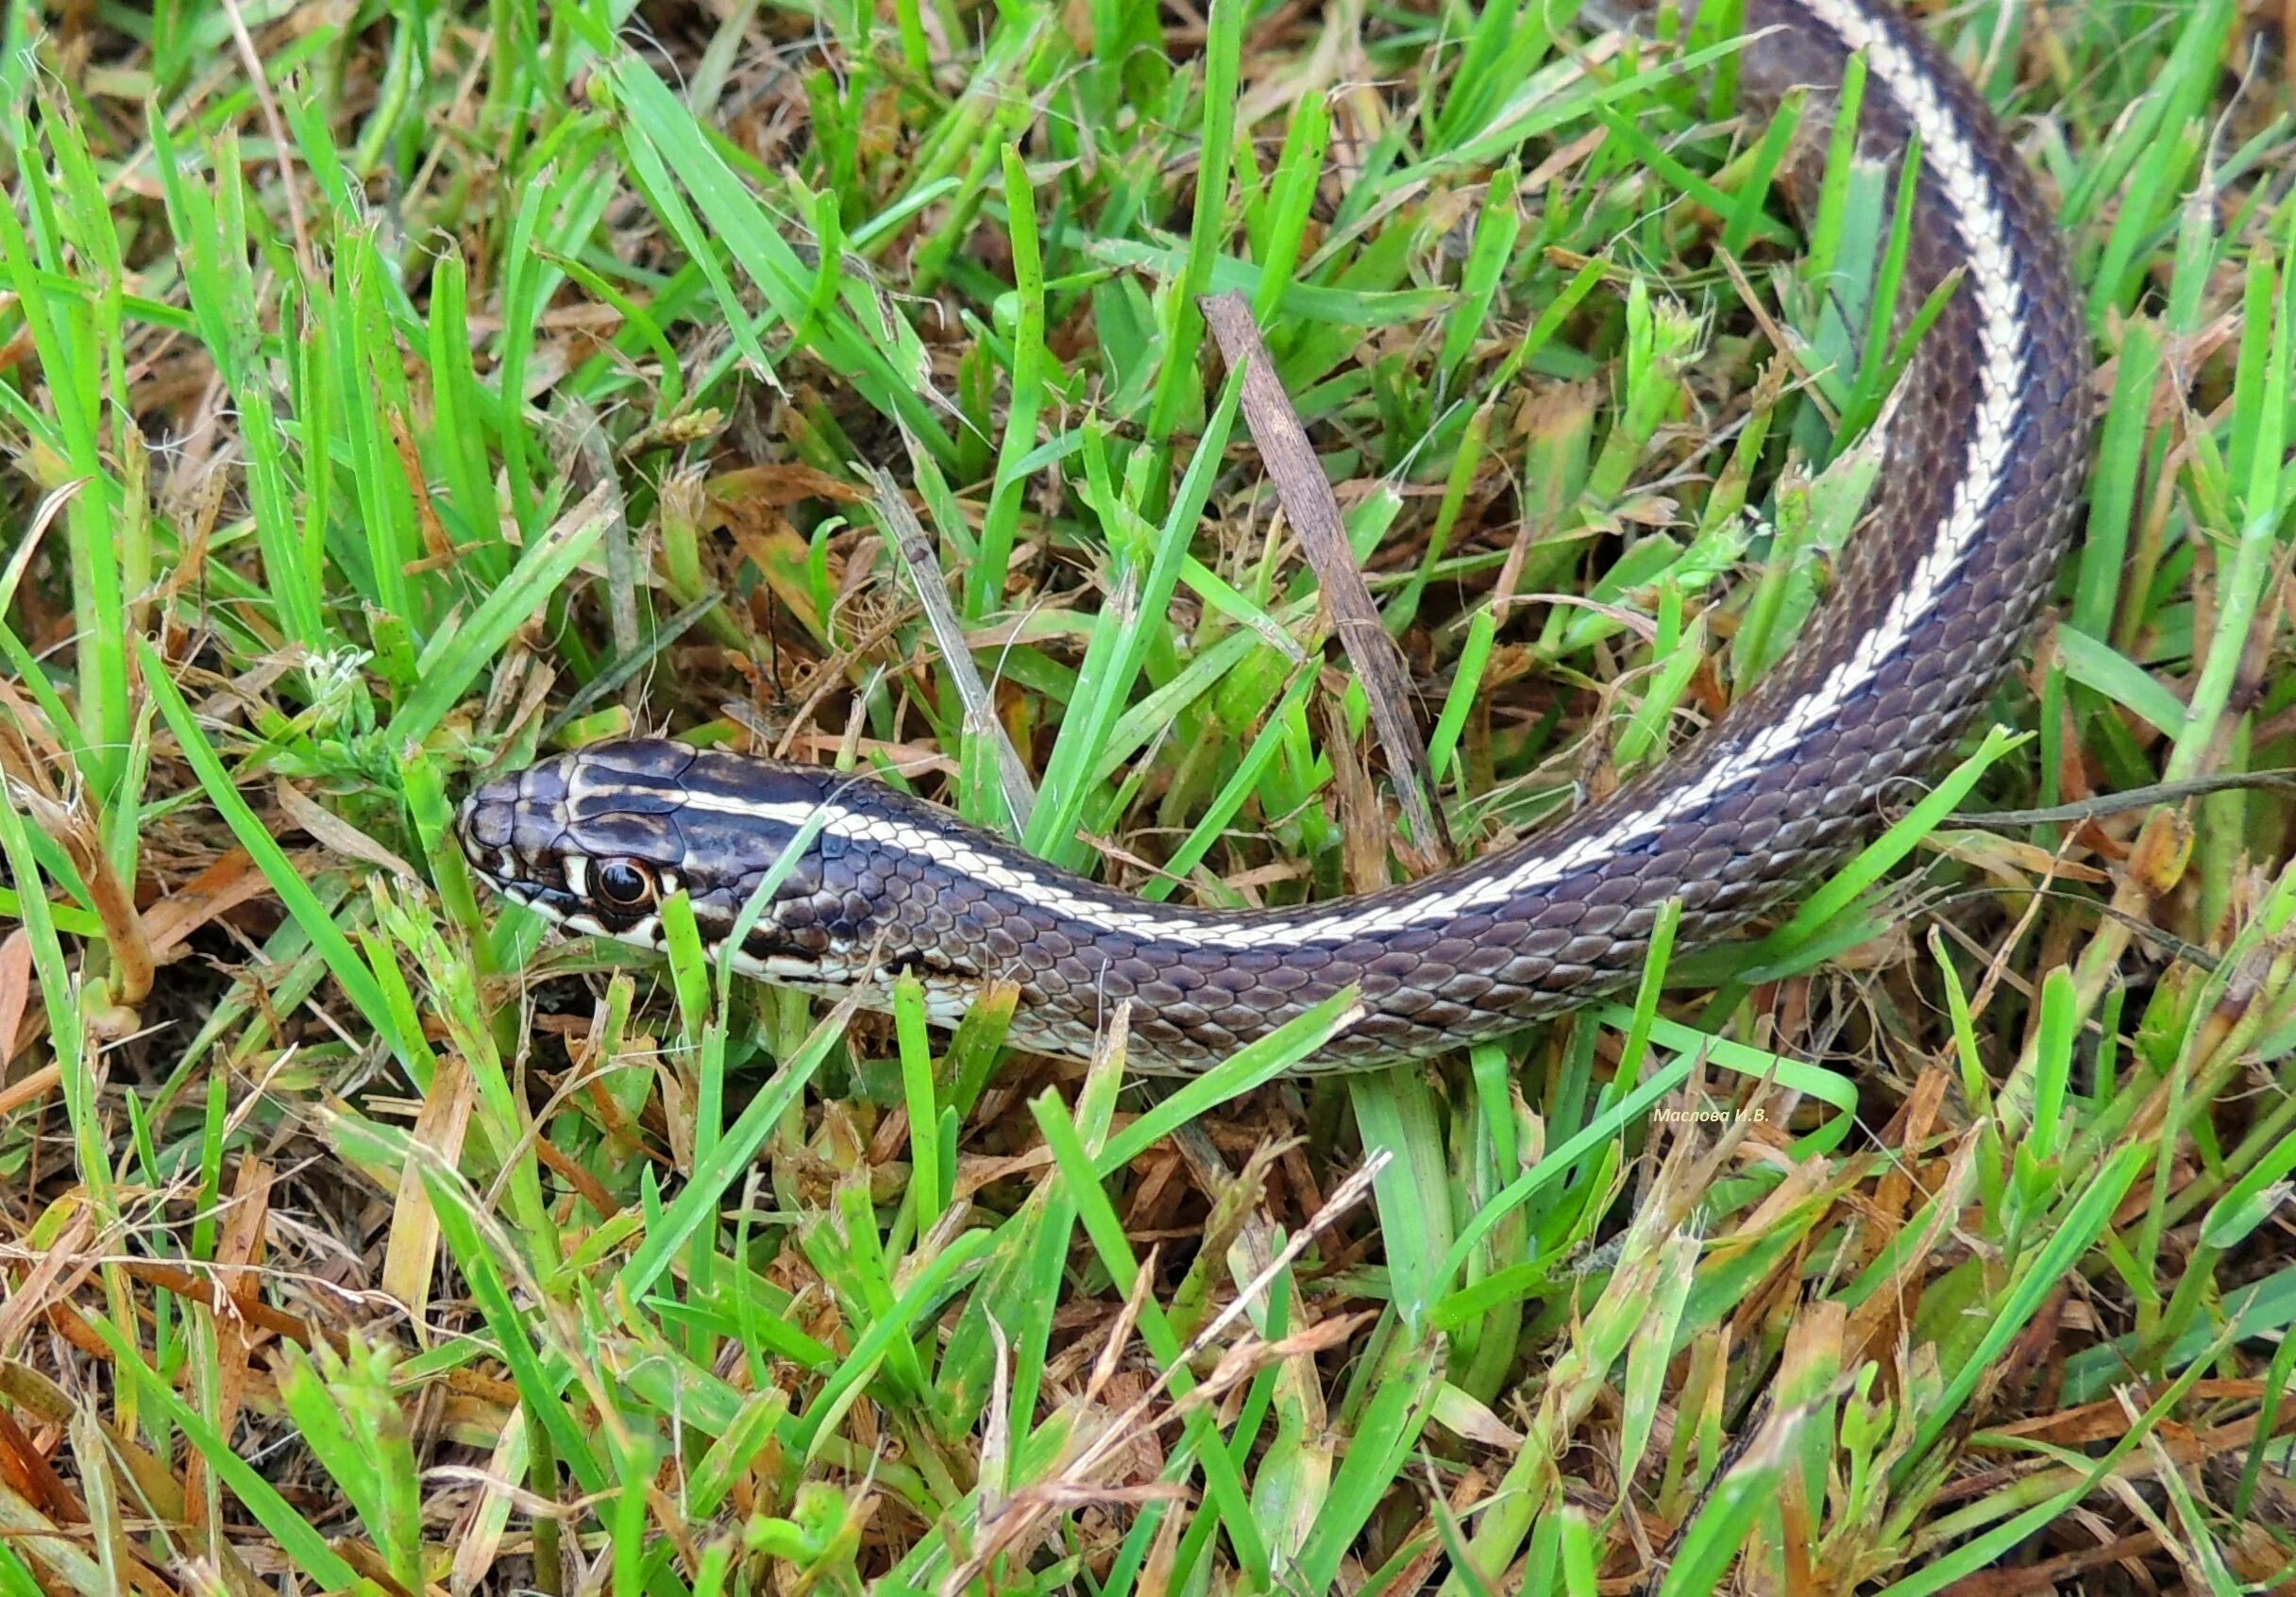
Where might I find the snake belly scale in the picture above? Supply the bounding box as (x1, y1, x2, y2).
(458, 0, 2091, 1075)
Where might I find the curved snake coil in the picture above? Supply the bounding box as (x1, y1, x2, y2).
(460, 0, 2092, 1073)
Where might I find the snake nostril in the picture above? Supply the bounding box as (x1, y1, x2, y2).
(457, 779, 525, 855)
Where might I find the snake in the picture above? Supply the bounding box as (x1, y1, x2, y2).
(457, 0, 2090, 1074)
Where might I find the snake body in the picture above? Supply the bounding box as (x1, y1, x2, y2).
(459, 0, 2090, 1073)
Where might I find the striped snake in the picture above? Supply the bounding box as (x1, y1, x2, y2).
(459, 0, 2091, 1073)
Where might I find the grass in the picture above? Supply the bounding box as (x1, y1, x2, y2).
(0, 0, 2292, 1590)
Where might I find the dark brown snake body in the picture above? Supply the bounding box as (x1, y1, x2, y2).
(460, 0, 2091, 1073)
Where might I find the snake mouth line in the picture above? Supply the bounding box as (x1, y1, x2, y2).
(454, 826, 849, 976)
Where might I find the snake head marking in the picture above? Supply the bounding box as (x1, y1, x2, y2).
(457, 739, 855, 954)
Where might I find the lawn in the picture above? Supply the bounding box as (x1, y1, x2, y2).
(0, 0, 2292, 1590)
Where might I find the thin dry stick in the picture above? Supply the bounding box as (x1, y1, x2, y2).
(869, 464, 1038, 835)
(1949, 766, 2296, 827)
(561, 398, 642, 690)
(218, 0, 313, 277)
(1201, 292, 1454, 861)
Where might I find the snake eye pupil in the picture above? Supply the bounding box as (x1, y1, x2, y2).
(596, 859, 655, 909)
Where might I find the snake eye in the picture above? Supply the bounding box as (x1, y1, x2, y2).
(594, 858, 658, 911)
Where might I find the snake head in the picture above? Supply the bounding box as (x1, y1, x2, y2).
(456, 739, 860, 963)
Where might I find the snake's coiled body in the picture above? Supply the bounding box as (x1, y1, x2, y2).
(460, 0, 2091, 1073)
